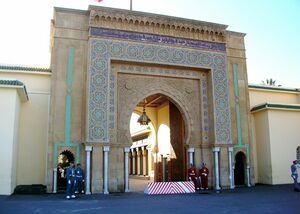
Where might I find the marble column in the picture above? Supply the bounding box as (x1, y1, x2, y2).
(142, 147, 147, 176)
(213, 147, 221, 192)
(124, 147, 130, 192)
(187, 148, 195, 166)
(131, 149, 136, 175)
(53, 168, 57, 193)
(103, 146, 109, 194)
(247, 165, 251, 187)
(136, 148, 141, 175)
(85, 145, 93, 195)
(228, 147, 235, 189)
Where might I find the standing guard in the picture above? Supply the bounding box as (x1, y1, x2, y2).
(199, 162, 209, 190)
(66, 162, 76, 199)
(75, 163, 85, 194)
(188, 164, 198, 190)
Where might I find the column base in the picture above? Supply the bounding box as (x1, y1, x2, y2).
(85, 191, 91, 195)
(104, 191, 109, 195)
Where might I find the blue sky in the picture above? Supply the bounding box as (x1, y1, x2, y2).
(0, 0, 299, 87)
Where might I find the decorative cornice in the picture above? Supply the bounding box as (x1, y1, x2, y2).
(90, 27, 226, 52)
(0, 64, 51, 73)
(251, 103, 300, 112)
(88, 6, 227, 43)
(248, 84, 300, 93)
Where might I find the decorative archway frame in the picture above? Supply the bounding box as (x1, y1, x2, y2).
(87, 29, 232, 145)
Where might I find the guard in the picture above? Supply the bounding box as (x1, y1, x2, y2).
(66, 162, 76, 199)
(188, 164, 198, 190)
(199, 162, 209, 190)
(75, 163, 85, 194)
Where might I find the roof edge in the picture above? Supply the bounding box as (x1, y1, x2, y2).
(0, 64, 51, 73)
(251, 103, 300, 113)
(249, 84, 300, 93)
(0, 79, 29, 102)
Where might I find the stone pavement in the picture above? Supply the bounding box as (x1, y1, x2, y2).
(0, 184, 299, 214)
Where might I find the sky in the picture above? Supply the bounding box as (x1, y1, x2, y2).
(0, 0, 299, 87)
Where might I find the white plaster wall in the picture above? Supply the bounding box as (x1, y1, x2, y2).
(17, 93, 50, 185)
(249, 90, 299, 107)
(253, 110, 273, 184)
(0, 72, 50, 93)
(268, 109, 300, 184)
(0, 89, 20, 194)
(0, 71, 51, 188)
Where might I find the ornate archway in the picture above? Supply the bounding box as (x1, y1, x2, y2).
(116, 68, 201, 147)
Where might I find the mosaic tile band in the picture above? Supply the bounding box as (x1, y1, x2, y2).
(87, 37, 231, 144)
(90, 27, 226, 52)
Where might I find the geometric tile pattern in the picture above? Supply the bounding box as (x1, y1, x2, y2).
(88, 32, 231, 144)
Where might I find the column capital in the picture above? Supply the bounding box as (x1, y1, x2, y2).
(228, 147, 234, 152)
(103, 145, 110, 152)
(53, 168, 57, 172)
(187, 148, 195, 153)
(85, 145, 93, 152)
(212, 147, 220, 152)
(124, 147, 130, 153)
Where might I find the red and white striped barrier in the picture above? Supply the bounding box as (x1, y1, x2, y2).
(144, 181, 195, 195)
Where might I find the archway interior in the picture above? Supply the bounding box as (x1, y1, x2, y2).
(234, 152, 246, 186)
(57, 150, 75, 192)
(129, 93, 186, 191)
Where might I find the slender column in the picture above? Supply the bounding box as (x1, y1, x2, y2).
(247, 166, 251, 187)
(53, 168, 57, 193)
(213, 147, 221, 192)
(232, 165, 235, 187)
(103, 146, 110, 194)
(136, 148, 141, 175)
(187, 148, 195, 166)
(85, 145, 93, 195)
(131, 149, 136, 175)
(228, 147, 234, 189)
(142, 147, 147, 176)
(124, 147, 130, 192)
(147, 148, 152, 176)
(128, 152, 132, 175)
(162, 155, 167, 182)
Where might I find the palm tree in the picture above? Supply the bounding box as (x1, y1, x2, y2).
(262, 78, 276, 86)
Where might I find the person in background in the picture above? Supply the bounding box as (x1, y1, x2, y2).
(199, 162, 209, 190)
(291, 160, 300, 192)
(66, 162, 76, 199)
(188, 164, 198, 190)
(75, 163, 85, 194)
